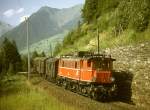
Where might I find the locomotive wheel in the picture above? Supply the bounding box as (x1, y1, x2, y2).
(99, 92, 108, 101)
(62, 81, 68, 89)
(56, 79, 62, 86)
(44, 74, 48, 80)
(91, 91, 99, 100)
(78, 86, 82, 94)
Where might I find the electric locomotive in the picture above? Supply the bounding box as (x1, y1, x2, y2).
(33, 51, 117, 100)
(57, 51, 117, 100)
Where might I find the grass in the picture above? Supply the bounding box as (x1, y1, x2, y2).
(59, 27, 150, 55)
(0, 75, 76, 110)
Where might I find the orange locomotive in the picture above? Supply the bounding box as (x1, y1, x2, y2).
(33, 51, 117, 100)
(57, 51, 117, 100)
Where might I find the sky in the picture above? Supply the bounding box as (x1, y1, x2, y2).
(0, 0, 85, 26)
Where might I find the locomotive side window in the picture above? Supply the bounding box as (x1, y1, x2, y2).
(75, 62, 77, 68)
(62, 61, 64, 67)
(87, 60, 91, 67)
(80, 60, 83, 68)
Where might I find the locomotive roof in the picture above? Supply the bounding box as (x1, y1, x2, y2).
(60, 54, 115, 61)
(60, 51, 115, 60)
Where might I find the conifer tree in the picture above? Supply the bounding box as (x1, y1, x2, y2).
(1, 38, 22, 74)
(32, 50, 39, 59)
(82, 0, 98, 23)
(41, 51, 46, 57)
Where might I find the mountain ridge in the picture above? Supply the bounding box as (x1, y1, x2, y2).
(0, 21, 12, 37)
(0, 4, 82, 50)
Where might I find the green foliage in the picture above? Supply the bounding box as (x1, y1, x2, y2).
(82, 0, 98, 23)
(53, 42, 62, 56)
(0, 38, 22, 75)
(82, 0, 119, 23)
(7, 63, 15, 74)
(114, 0, 150, 33)
(54, 0, 150, 55)
(0, 53, 2, 74)
(0, 75, 76, 110)
(129, 0, 150, 32)
(40, 51, 46, 57)
(63, 24, 84, 46)
(82, 0, 150, 32)
(21, 55, 28, 72)
(31, 50, 39, 59)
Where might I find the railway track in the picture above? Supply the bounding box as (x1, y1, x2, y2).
(31, 75, 141, 110)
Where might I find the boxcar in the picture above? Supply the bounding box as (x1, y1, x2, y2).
(33, 57, 48, 76)
(45, 58, 59, 81)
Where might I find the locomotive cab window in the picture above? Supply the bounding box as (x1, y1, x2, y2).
(93, 59, 112, 70)
(102, 61, 108, 70)
(93, 60, 102, 69)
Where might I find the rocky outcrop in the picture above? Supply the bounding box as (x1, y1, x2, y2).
(105, 42, 150, 107)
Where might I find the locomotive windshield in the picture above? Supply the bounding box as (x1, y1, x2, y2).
(93, 59, 113, 70)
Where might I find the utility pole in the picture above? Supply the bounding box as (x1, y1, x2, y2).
(25, 17, 30, 80)
(97, 28, 100, 54)
(50, 43, 53, 57)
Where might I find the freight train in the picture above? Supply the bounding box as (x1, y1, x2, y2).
(33, 51, 117, 100)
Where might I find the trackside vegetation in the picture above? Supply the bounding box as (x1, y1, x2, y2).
(54, 0, 150, 55)
(0, 75, 76, 110)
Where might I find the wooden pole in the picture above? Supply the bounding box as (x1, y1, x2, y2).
(25, 17, 30, 80)
(97, 28, 100, 54)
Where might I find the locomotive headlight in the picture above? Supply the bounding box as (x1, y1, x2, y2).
(110, 77, 115, 82)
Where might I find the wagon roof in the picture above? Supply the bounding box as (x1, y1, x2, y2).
(46, 57, 59, 62)
(34, 57, 48, 61)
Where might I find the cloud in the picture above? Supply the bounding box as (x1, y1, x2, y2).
(3, 9, 15, 17)
(3, 8, 24, 18)
(20, 15, 29, 23)
(16, 8, 24, 14)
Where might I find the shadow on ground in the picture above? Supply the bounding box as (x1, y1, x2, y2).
(112, 70, 134, 104)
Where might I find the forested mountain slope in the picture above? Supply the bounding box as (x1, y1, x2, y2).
(55, 0, 150, 55)
(53, 0, 150, 108)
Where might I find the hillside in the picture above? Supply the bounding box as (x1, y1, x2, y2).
(0, 5, 82, 50)
(53, 0, 150, 108)
(0, 21, 12, 37)
(55, 0, 150, 55)
(20, 31, 67, 55)
(108, 42, 150, 108)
